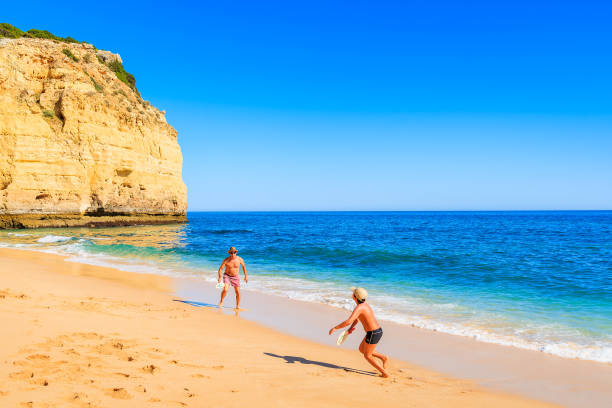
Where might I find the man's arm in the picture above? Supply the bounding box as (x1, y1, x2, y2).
(240, 258, 248, 283)
(217, 259, 227, 283)
(329, 307, 361, 335)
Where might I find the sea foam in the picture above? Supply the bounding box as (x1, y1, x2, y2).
(37, 235, 72, 243)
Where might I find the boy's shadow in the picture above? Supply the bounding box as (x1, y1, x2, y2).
(264, 352, 377, 376)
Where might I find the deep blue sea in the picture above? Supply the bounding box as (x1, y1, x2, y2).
(2, 211, 611, 362)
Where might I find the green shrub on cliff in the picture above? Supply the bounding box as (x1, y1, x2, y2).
(0, 23, 24, 38)
(42, 110, 55, 118)
(88, 75, 104, 92)
(107, 60, 137, 92)
(62, 48, 79, 62)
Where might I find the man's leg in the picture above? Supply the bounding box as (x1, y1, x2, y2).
(234, 286, 241, 309)
(219, 283, 229, 307)
(362, 341, 389, 378)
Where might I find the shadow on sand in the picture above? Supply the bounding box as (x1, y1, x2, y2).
(173, 299, 220, 308)
(264, 352, 377, 376)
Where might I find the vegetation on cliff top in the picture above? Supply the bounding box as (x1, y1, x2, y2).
(1, 22, 138, 93)
(0, 23, 78, 43)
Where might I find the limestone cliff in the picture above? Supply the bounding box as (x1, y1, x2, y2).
(0, 38, 187, 228)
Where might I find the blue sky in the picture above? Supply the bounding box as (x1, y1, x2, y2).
(4, 1, 611, 210)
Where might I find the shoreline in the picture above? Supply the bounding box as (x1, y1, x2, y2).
(0, 248, 559, 407)
(1, 212, 609, 367)
(176, 277, 612, 408)
(3, 233, 607, 365)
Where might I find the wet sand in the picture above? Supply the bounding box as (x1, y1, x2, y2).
(0, 248, 562, 407)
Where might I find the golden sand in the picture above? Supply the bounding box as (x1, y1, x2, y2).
(0, 248, 555, 407)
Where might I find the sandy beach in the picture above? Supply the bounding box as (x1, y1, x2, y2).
(0, 248, 558, 408)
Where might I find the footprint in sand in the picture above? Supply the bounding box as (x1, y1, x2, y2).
(34, 379, 49, 387)
(142, 364, 159, 374)
(74, 332, 103, 340)
(70, 392, 87, 401)
(0, 290, 29, 299)
(172, 361, 205, 369)
(105, 388, 132, 399)
(191, 373, 210, 379)
(26, 354, 50, 361)
(63, 348, 80, 357)
(9, 370, 34, 380)
(95, 340, 127, 356)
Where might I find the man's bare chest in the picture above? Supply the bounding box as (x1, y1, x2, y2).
(225, 260, 241, 269)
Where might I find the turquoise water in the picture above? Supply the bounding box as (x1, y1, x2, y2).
(1, 211, 611, 363)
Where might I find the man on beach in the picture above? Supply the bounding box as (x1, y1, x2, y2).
(329, 287, 389, 377)
(218, 247, 248, 309)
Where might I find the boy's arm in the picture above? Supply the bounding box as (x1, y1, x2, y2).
(217, 259, 226, 283)
(329, 307, 361, 335)
(347, 320, 359, 334)
(240, 258, 248, 283)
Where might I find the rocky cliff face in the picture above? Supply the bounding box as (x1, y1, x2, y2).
(0, 38, 187, 228)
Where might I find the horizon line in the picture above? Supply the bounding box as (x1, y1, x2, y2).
(185, 209, 612, 213)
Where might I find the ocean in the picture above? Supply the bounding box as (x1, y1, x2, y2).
(1, 211, 610, 363)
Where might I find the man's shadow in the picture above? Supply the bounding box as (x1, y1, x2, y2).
(264, 352, 377, 376)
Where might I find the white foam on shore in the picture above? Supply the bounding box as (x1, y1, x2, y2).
(46, 242, 200, 279)
(1, 237, 610, 364)
(37, 235, 72, 243)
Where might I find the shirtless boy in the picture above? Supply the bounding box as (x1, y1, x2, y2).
(217, 247, 248, 309)
(329, 287, 389, 377)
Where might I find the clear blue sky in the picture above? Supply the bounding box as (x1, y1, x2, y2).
(5, 1, 612, 210)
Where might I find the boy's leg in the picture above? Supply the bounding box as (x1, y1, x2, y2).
(359, 337, 386, 367)
(362, 342, 389, 377)
(372, 350, 389, 369)
(359, 337, 366, 354)
(234, 286, 241, 309)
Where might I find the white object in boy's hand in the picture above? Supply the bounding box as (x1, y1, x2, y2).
(215, 282, 224, 289)
(336, 329, 348, 345)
